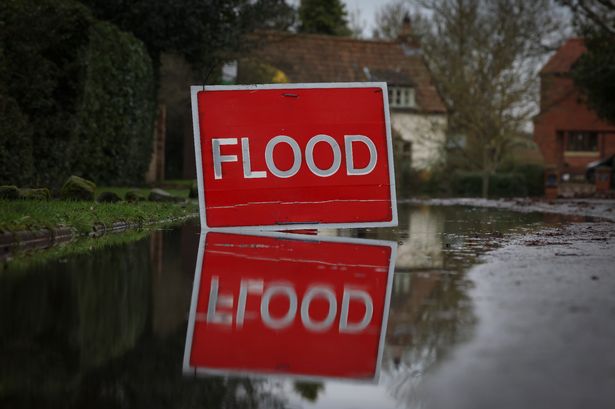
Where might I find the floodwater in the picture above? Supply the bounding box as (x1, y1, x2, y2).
(0, 205, 562, 408)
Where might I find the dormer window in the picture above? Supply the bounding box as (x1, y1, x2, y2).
(389, 86, 416, 108)
(388, 86, 416, 108)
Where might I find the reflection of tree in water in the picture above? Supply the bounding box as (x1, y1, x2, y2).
(0, 225, 294, 408)
(75, 239, 150, 369)
(0, 236, 151, 402)
(71, 327, 292, 409)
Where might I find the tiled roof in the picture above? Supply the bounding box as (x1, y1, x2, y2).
(541, 38, 586, 74)
(245, 31, 447, 114)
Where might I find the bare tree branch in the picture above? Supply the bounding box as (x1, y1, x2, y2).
(411, 0, 567, 195)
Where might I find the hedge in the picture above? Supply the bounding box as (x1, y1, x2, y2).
(0, 94, 34, 187)
(0, 0, 155, 187)
(74, 20, 156, 185)
(507, 164, 545, 197)
(451, 172, 528, 197)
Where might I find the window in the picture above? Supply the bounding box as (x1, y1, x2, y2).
(565, 131, 598, 152)
(388, 86, 416, 108)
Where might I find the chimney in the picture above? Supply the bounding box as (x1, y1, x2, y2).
(398, 14, 420, 49)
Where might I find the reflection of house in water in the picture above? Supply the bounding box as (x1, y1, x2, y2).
(371, 206, 474, 405)
(383, 268, 443, 406)
(381, 206, 447, 361)
(387, 271, 442, 353)
(337, 205, 444, 271)
(395, 206, 444, 271)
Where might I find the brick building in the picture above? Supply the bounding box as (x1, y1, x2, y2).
(534, 38, 615, 181)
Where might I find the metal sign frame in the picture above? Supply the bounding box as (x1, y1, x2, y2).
(190, 82, 398, 230)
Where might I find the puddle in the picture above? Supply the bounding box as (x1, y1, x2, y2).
(0, 204, 572, 407)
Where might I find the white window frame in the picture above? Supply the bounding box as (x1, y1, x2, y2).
(388, 86, 416, 108)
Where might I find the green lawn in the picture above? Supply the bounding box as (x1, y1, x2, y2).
(98, 186, 190, 199)
(0, 200, 198, 234)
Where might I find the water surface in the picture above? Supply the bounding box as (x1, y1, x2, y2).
(0, 204, 557, 408)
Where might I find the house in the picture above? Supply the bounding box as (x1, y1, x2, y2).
(231, 26, 448, 172)
(534, 38, 615, 182)
(166, 25, 448, 181)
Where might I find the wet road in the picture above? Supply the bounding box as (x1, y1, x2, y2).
(422, 221, 615, 409)
(1, 204, 612, 408)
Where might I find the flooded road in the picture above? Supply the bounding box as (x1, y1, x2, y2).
(421, 221, 615, 409)
(0, 205, 601, 408)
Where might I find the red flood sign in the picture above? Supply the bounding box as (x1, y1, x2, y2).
(191, 83, 398, 229)
(183, 231, 397, 381)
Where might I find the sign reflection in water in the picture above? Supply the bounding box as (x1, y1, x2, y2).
(183, 231, 397, 382)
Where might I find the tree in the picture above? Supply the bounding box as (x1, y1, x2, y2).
(372, 0, 413, 40)
(562, 0, 615, 124)
(416, 0, 565, 197)
(0, 0, 157, 186)
(79, 0, 295, 79)
(561, 0, 615, 35)
(348, 7, 367, 38)
(298, 0, 352, 36)
(78, 0, 295, 182)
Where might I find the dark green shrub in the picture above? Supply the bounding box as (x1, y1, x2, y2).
(189, 179, 198, 199)
(96, 191, 122, 203)
(73, 20, 155, 185)
(452, 172, 528, 197)
(395, 163, 452, 198)
(395, 164, 415, 198)
(1, 0, 91, 186)
(0, 0, 154, 187)
(413, 167, 450, 197)
(125, 190, 145, 202)
(0, 95, 34, 186)
(511, 164, 544, 197)
(489, 173, 527, 197)
(19, 188, 51, 200)
(0, 185, 20, 200)
(451, 172, 483, 197)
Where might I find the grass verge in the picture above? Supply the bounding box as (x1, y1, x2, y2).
(1, 229, 151, 274)
(97, 186, 190, 199)
(0, 200, 198, 234)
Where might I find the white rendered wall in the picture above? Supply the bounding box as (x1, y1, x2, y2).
(391, 112, 447, 170)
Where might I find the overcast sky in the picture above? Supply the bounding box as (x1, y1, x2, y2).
(288, 0, 385, 38)
(344, 0, 383, 37)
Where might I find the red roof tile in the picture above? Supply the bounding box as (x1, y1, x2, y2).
(541, 38, 587, 74)
(245, 31, 447, 114)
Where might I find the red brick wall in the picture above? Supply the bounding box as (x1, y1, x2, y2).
(534, 74, 615, 175)
(604, 133, 615, 157)
(564, 154, 600, 174)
